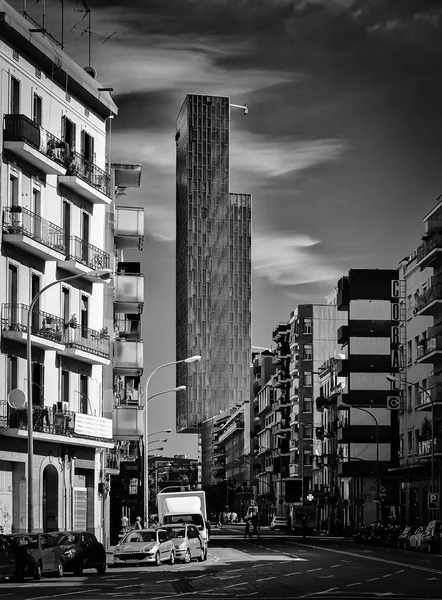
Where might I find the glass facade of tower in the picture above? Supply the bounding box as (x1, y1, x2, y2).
(176, 94, 251, 434)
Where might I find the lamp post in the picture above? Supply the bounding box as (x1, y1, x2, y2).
(26, 268, 111, 533)
(143, 355, 201, 526)
(341, 403, 380, 522)
(386, 375, 435, 497)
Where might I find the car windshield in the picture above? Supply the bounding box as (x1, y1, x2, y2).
(163, 514, 204, 528)
(56, 533, 78, 545)
(13, 535, 38, 548)
(165, 527, 186, 539)
(124, 531, 156, 543)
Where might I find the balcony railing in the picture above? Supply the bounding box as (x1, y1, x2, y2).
(4, 114, 69, 168)
(67, 236, 110, 270)
(417, 335, 442, 360)
(417, 233, 442, 265)
(105, 448, 121, 471)
(6, 404, 74, 435)
(415, 284, 442, 314)
(114, 386, 142, 407)
(3, 207, 65, 253)
(66, 150, 111, 197)
(1, 303, 65, 343)
(65, 326, 110, 358)
(114, 316, 141, 339)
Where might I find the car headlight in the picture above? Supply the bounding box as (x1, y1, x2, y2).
(175, 544, 185, 550)
(141, 544, 155, 552)
(63, 549, 76, 558)
(114, 547, 122, 554)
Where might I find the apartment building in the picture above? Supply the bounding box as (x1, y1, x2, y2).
(0, 1, 119, 536)
(333, 269, 400, 528)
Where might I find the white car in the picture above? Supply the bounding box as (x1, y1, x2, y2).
(113, 529, 175, 566)
(409, 526, 424, 551)
(161, 524, 207, 563)
(270, 517, 288, 531)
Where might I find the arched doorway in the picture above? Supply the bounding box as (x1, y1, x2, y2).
(42, 465, 58, 532)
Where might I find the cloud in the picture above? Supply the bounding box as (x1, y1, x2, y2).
(230, 132, 348, 177)
(252, 232, 343, 286)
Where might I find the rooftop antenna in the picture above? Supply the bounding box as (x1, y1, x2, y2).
(74, 0, 92, 66)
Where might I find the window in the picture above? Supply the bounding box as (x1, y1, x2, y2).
(61, 370, 69, 404)
(407, 385, 412, 411)
(407, 341, 412, 364)
(10, 76, 20, 114)
(9, 173, 19, 207)
(399, 434, 404, 457)
(303, 424, 313, 439)
(407, 430, 413, 455)
(303, 344, 313, 360)
(303, 371, 312, 387)
(303, 318, 312, 334)
(33, 93, 42, 126)
(81, 130, 95, 163)
(303, 397, 312, 413)
(61, 116, 76, 150)
(303, 451, 312, 466)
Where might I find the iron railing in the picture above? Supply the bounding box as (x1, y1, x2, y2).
(67, 236, 110, 270)
(6, 403, 75, 435)
(1, 303, 65, 343)
(66, 149, 111, 197)
(2, 207, 65, 253)
(4, 114, 69, 168)
(65, 326, 110, 358)
(105, 448, 121, 471)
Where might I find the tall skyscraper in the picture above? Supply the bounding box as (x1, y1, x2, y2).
(175, 94, 251, 444)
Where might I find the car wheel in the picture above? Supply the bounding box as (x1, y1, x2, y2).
(34, 562, 42, 580)
(96, 560, 107, 574)
(197, 547, 206, 562)
(73, 560, 84, 576)
(155, 552, 161, 566)
(169, 551, 175, 565)
(56, 561, 64, 578)
(184, 549, 191, 564)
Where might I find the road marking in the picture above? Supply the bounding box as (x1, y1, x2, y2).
(319, 575, 335, 579)
(367, 577, 380, 581)
(226, 582, 249, 588)
(396, 569, 405, 574)
(346, 582, 362, 587)
(426, 577, 439, 580)
(26, 590, 97, 600)
(115, 584, 139, 589)
(256, 576, 277, 582)
(225, 568, 246, 573)
(297, 542, 442, 575)
(300, 588, 339, 598)
(283, 572, 301, 576)
(330, 564, 341, 568)
(218, 575, 242, 580)
(307, 568, 322, 572)
(383, 573, 393, 578)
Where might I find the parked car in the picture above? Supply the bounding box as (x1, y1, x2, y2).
(420, 520, 442, 554)
(113, 528, 175, 566)
(0, 534, 28, 581)
(50, 531, 106, 575)
(8, 533, 64, 579)
(408, 526, 425, 551)
(270, 517, 287, 531)
(161, 524, 207, 563)
(397, 526, 417, 550)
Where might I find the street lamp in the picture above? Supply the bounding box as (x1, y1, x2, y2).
(143, 355, 201, 525)
(340, 402, 380, 521)
(386, 375, 435, 496)
(148, 429, 172, 437)
(26, 268, 111, 533)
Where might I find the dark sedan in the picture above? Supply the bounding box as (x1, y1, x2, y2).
(0, 534, 28, 581)
(50, 531, 106, 575)
(8, 533, 63, 579)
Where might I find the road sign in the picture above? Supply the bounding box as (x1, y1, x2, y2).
(387, 396, 401, 410)
(428, 492, 439, 510)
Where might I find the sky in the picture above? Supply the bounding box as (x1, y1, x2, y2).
(10, 0, 442, 458)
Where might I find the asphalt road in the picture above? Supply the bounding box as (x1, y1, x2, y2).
(3, 526, 442, 599)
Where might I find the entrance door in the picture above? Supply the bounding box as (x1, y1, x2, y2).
(62, 201, 71, 257)
(31, 274, 40, 332)
(42, 465, 58, 532)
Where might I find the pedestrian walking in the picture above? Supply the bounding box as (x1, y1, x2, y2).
(121, 514, 129, 534)
(134, 516, 143, 530)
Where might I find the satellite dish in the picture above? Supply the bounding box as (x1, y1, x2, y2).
(8, 389, 26, 410)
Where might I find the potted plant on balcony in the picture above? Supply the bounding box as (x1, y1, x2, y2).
(67, 314, 78, 329)
(99, 326, 109, 339)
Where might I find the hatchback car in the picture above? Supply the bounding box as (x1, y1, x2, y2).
(161, 524, 207, 563)
(8, 533, 63, 579)
(420, 520, 442, 554)
(0, 534, 28, 581)
(113, 528, 174, 566)
(270, 517, 288, 531)
(408, 526, 425, 551)
(50, 531, 106, 575)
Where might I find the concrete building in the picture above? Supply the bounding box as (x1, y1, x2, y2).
(0, 0, 117, 536)
(175, 95, 251, 448)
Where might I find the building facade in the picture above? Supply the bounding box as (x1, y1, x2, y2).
(175, 94, 251, 481)
(0, 1, 117, 536)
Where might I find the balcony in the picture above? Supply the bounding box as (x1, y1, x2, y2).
(416, 437, 442, 459)
(2, 207, 65, 260)
(415, 383, 442, 412)
(1, 303, 65, 351)
(113, 405, 144, 440)
(115, 315, 141, 340)
(0, 404, 113, 448)
(416, 233, 442, 270)
(114, 273, 144, 313)
(337, 325, 349, 345)
(337, 276, 349, 311)
(104, 448, 120, 475)
(113, 339, 144, 376)
(114, 206, 144, 250)
(336, 359, 349, 376)
(415, 280, 442, 316)
(289, 464, 300, 477)
(416, 334, 442, 365)
(118, 440, 140, 461)
(58, 150, 111, 204)
(57, 326, 111, 365)
(61, 236, 110, 278)
(3, 114, 68, 175)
